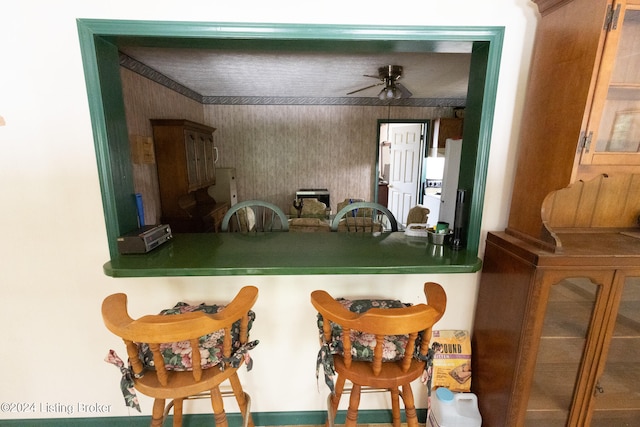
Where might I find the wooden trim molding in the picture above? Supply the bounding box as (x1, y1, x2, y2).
(534, 0, 575, 15)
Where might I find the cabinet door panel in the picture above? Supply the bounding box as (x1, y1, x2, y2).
(201, 133, 216, 185)
(184, 130, 199, 191)
(194, 133, 207, 187)
(525, 278, 600, 426)
(583, 3, 640, 164)
(591, 276, 640, 426)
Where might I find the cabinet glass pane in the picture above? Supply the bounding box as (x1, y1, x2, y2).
(202, 135, 216, 184)
(194, 135, 206, 186)
(184, 132, 198, 191)
(595, 9, 640, 153)
(525, 278, 599, 427)
(591, 277, 640, 426)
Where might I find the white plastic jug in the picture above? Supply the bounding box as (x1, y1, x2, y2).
(428, 387, 482, 427)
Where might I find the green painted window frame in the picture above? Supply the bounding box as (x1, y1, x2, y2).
(77, 19, 503, 266)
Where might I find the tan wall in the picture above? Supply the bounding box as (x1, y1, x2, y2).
(121, 67, 205, 224)
(206, 104, 452, 214)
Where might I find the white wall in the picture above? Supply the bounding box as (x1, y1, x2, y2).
(0, 0, 538, 421)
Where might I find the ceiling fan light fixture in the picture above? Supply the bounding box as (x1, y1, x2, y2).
(350, 65, 411, 100)
(387, 87, 395, 98)
(378, 83, 403, 100)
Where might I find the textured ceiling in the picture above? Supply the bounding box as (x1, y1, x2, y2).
(119, 46, 472, 106)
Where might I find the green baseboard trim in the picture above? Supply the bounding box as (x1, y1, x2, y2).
(0, 409, 427, 426)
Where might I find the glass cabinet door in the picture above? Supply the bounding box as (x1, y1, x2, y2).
(591, 276, 640, 426)
(184, 130, 199, 191)
(525, 278, 600, 427)
(581, 1, 640, 165)
(202, 133, 216, 185)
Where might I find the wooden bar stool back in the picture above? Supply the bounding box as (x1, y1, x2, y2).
(311, 282, 446, 427)
(102, 286, 258, 427)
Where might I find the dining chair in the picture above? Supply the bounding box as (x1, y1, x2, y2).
(220, 200, 289, 232)
(311, 282, 447, 427)
(331, 201, 399, 232)
(102, 286, 259, 427)
(405, 205, 430, 226)
(290, 197, 328, 218)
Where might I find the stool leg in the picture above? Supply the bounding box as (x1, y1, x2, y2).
(210, 386, 229, 427)
(390, 387, 401, 427)
(172, 398, 183, 427)
(229, 372, 254, 427)
(326, 376, 345, 427)
(345, 384, 361, 427)
(401, 384, 419, 427)
(151, 398, 166, 427)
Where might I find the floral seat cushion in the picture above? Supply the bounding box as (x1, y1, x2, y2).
(138, 301, 258, 372)
(319, 298, 411, 361)
(316, 298, 432, 393)
(106, 301, 258, 412)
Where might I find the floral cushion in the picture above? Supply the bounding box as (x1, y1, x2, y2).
(138, 301, 257, 372)
(106, 301, 258, 413)
(316, 298, 432, 393)
(289, 217, 332, 232)
(336, 198, 366, 216)
(319, 298, 411, 361)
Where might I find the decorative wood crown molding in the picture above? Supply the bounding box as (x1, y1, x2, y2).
(534, 0, 574, 15)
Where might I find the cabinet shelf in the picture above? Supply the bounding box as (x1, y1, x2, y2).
(525, 411, 570, 427)
(596, 362, 640, 404)
(542, 301, 596, 338)
(591, 411, 640, 427)
(536, 337, 587, 363)
(608, 84, 640, 100)
(528, 363, 580, 410)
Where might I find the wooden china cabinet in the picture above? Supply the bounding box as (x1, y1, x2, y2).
(472, 1, 640, 426)
(508, 0, 640, 244)
(473, 175, 640, 426)
(151, 119, 228, 232)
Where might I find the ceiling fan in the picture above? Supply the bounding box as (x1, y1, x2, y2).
(347, 65, 413, 100)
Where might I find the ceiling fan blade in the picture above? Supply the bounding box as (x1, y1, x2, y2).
(346, 82, 383, 95)
(396, 82, 413, 98)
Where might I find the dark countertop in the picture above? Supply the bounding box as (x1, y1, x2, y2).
(104, 231, 482, 277)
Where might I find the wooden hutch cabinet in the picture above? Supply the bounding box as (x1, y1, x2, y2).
(579, 0, 640, 168)
(472, 0, 640, 426)
(432, 117, 463, 150)
(151, 119, 228, 232)
(508, 0, 640, 244)
(473, 175, 640, 426)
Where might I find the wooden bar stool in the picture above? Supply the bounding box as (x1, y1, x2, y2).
(311, 282, 446, 427)
(102, 286, 258, 427)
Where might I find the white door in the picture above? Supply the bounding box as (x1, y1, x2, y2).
(387, 123, 424, 227)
